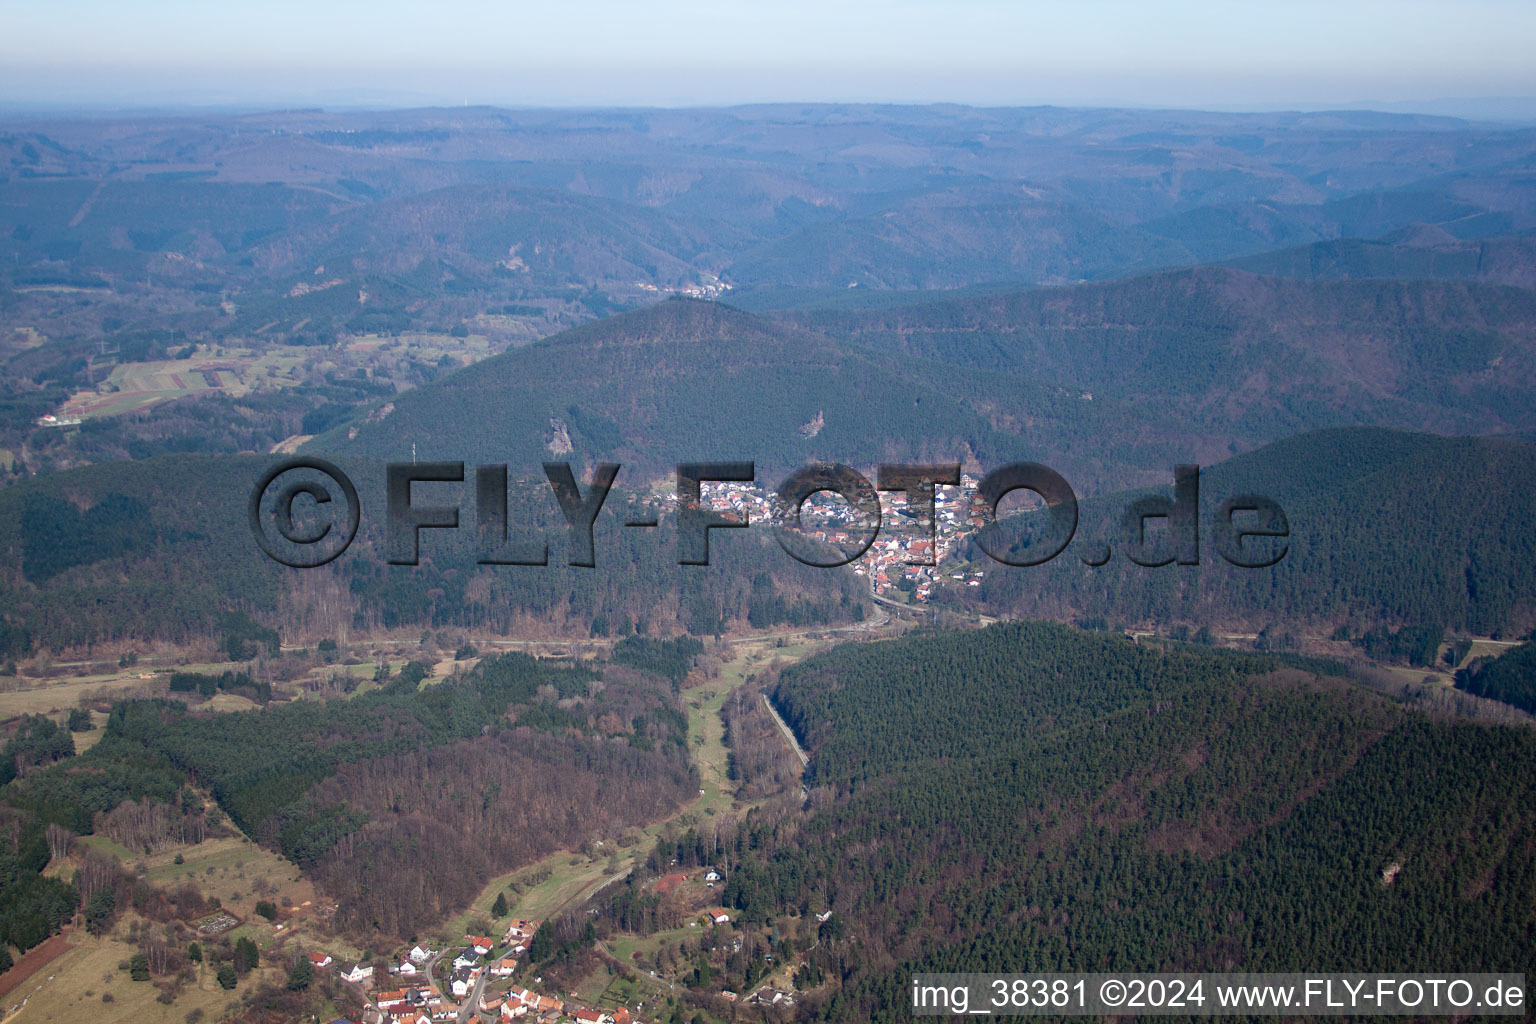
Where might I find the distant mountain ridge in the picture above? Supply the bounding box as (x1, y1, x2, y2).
(781, 266, 1536, 440)
(1224, 231, 1536, 288)
(312, 268, 1536, 493)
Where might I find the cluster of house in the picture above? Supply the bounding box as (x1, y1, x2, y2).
(487, 920, 649, 1024)
(306, 953, 377, 986)
(375, 983, 459, 1023)
(678, 479, 767, 526)
(305, 953, 447, 1023)
(720, 986, 796, 1008)
(319, 884, 767, 1024)
(346, 919, 645, 1024)
(747, 987, 797, 1008)
(308, 920, 550, 1022)
(752, 475, 989, 601)
(444, 921, 536, 997)
(652, 475, 991, 602)
(35, 412, 82, 428)
(632, 274, 731, 299)
(847, 480, 989, 600)
(495, 986, 564, 1020)
(501, 1002, 639, 1024)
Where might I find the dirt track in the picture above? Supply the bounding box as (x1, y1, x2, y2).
(0, 931, 71, 1001)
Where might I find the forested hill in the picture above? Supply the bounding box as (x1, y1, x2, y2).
(960, 427, 1536, 637)
(778, 267, 1536, 441)
(2, 647, 701, 942)
(1224, 232, 1536, 289)
(735, 621, 1536, 1021)
(312, 284, 1536, 494)
(4, 423, 1529, 659)
(0, 451, 868, 659)
(308, 297, 1192, 485)
(1457, 639, 1536, 714)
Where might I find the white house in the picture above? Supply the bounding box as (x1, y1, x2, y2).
(450, 966, 476, 998)
(340, 962, 374, 983)
(409, 944, 434, 963)
(704, 869, 722, 882)
(502, 919, 538, 944)
(453, 948, 481, 969)
(395, 960, 420, 976)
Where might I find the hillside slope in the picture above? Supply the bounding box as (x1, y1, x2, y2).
(310, 297, 1192, 485)
(783, 267, 1536, 440)
(1225, 231, 1536, 288)
(740, 622, 1536, 1020)
(963, 427, 1536, 636)
(0, 452, 868, 658)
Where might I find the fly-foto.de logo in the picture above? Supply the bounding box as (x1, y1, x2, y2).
(248, 458, 1289, 571)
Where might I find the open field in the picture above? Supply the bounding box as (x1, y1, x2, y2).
(5, 931, 279, 1024)
(52, 329, 495, 423)
(683, 681, 732, 819)
(5, 653, 396, 719)
(1381, 664, 1455, 687)
(0, 674, 159, 718)
(2, 326, 46, 351)
(1463, 639, 1522, 667)
(197, 693, 261, 714)
(141, 837, 313, 929)
(72, 832, 354, 963)
(441, 853, 621, 942)
(567, 961, 619, 1006)
(60, 346, 290, 420)
(0, 932, 70, 1002)
(605, 923, 698, 967)
(75, 835, 137, 861)
(346, 329, 495, 366)
(69, 711, 111, 754)
(596, 972, 665, 1011)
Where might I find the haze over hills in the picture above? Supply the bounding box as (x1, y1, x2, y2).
(312, 269, 1536, 498)
(3, 100, 1536, 1024)
(781, 268, 1536, 445)
(6, 103, 1536, 488)
(1224, 230, 1536, 287)
(6, 104, 1536, 319)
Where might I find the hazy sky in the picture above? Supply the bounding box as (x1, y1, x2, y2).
(2, 0, 1533, 112)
